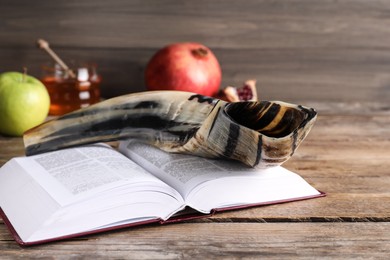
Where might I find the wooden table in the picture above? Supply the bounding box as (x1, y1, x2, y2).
(1, 104, 389, 259)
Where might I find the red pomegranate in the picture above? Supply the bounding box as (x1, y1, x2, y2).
(145, 42, 222, 97)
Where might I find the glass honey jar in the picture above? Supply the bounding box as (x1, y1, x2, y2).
(41, 63, 101, 116)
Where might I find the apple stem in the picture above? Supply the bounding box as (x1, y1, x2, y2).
(192, 48, 208, 58)
(22, 67, 27, 82)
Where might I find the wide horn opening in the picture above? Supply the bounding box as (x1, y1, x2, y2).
(224, 101, 307, 138)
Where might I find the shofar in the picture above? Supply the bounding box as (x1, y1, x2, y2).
(23, 91, 317, 168)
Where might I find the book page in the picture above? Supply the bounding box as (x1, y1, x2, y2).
(16, 144, 167, 206)
(0, 144, 186, 242)
(0, 161, 61, 242)
(119, 140, 273, 196)
(119, 140, 321, 213)
(119, 140, 241, 196)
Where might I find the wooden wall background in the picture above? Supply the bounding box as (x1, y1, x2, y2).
(1, 0, 390, 107)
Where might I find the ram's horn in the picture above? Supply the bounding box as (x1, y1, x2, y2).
(23, 91, 317, 168)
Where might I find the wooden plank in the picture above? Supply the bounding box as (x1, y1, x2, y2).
(0, 137, 24, 166)
(1, 1, 390, 102)
(2, 47, 390, 103)
(1, 0, 390, 50)
(208, 194, 390, 222)
(1, 222, 389, 258)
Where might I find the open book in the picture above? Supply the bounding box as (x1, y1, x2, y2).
(0, 140, 323, 245)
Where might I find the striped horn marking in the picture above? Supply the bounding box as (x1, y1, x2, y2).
(23, 91, 317, 168)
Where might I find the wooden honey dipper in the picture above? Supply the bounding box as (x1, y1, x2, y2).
(37, 39, 76, 78)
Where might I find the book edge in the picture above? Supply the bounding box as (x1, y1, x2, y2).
(211, 190, 326, 213)
(0, 191, 325, 246)
(0, 207, 161, 247)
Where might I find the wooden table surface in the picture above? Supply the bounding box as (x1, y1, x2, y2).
(1, 104, 389, 259)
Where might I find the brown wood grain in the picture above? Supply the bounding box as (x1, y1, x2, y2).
(0, 222, 389, 258)
(1, 0, 390, 103)
(2, 0, 390, 50)
(1, 0, 390, 256)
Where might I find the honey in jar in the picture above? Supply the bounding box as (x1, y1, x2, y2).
(41, 63, 101, 116)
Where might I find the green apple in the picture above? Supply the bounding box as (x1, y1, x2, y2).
(0, 72, 50, 136)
